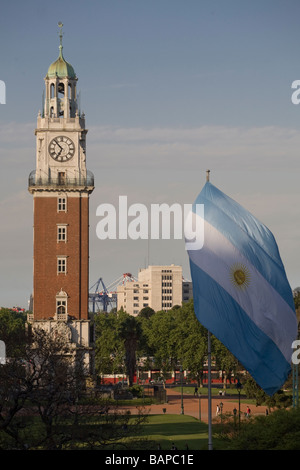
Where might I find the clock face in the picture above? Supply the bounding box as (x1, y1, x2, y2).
(49, 136, 75, 162)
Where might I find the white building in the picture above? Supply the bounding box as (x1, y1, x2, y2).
(117, 265, 193, 315)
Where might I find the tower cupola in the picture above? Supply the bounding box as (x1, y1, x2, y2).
(47, 37, 76, 79)
(44, 22, 78, 119)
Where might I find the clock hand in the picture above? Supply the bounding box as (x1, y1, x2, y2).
(55, 141, 63, 150)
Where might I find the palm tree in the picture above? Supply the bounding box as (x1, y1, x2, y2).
(118, 314, 142, 386)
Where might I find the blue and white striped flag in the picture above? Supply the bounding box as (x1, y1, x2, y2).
(185, 181, 297, 395)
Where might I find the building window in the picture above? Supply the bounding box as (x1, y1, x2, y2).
(58, 82, 65, 98)
(57, 225, 67, 242)
(57, 257, 67, 274)
(162, 302, 172, 310)
(57, 300, 66, 315)
(58, 172, 66, 185)
(58, 196, 67, 212)
(162, 295, 172, 301)
(56, 289, 68, 319)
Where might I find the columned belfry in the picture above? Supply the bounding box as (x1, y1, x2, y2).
(28, 23, 94, 369)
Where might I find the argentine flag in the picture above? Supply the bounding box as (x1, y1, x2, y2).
(185, 181, 298, 396)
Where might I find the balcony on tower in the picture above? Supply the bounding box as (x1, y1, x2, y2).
(28, 169, 94, 193)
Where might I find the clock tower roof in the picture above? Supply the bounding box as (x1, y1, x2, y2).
(46, 23, 76, 79)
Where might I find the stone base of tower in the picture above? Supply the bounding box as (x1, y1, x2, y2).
(27, 316, 95, 376)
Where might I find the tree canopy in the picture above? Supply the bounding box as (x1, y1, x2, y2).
(94, 300, 241, 387)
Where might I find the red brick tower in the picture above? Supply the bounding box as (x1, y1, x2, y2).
(28, 24, 94, 368)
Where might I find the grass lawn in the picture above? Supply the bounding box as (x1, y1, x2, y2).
(0, 412, 226, 450)
(172, 386, 246, 397)
(138, 414, 225, 451)
(171, 386, 257, 406)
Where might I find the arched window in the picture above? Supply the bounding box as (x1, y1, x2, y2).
(56, 289, 68, 319)
(57, 303, 66, 315)
(58, 82, 65, 97)
(50, 83, 55, 99)
(50, 106, 54, 117)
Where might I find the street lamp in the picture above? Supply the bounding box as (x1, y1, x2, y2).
(199, 388, 201, 421)
(233, 408, 237, 429)
(180, 365, 184, 415)
(236, 378, 243, 430)
(219, 401, 223, 430)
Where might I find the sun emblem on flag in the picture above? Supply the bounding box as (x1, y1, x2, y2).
(230, 263, 251, 289)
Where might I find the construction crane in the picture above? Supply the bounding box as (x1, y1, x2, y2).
(89, 278, 116, 313)
(89, 273, 137, 313)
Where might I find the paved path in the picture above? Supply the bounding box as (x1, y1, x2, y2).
(122, 389, 268, 423)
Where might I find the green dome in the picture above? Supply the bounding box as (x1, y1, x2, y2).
(47, 45, 76, 79)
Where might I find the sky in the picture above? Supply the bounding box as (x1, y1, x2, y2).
(0, 0, 299, 308)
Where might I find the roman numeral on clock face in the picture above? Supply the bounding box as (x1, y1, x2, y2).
(48, 136, 75, 161)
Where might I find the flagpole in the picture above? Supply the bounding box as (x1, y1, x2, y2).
(205, 169, 213, 450)
(208, 330, 213, 450)
(206, 169, 210, 183)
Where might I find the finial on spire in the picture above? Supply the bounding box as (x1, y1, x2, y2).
(58, 21, 64, 55)
(206, 169, 210, 182)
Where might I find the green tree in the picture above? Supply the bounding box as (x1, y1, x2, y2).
(213, 337, 239, 389)
(118, 312, 142, 386)
(172, 300, 207, 386)
(0, 308, 27, 357)
(243, 376, 266, 404)
(243, 376, 292, 410)
(224, 408, 300, 450)
(138, 306, 155, 320)
(95, 312, 125, 379)
(144, 309, 178, 380)
(0, 327, 149, 450)
(95, 310, 145, 386)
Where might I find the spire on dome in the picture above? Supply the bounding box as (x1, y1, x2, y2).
(46, 22, 76, 79)
(58, 21, 64, 58)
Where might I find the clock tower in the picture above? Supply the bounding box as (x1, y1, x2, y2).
(28, 24, 94, 369)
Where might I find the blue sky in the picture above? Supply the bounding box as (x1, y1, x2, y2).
(2, 0, 300, 127)
(0, 0, 300, 307)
